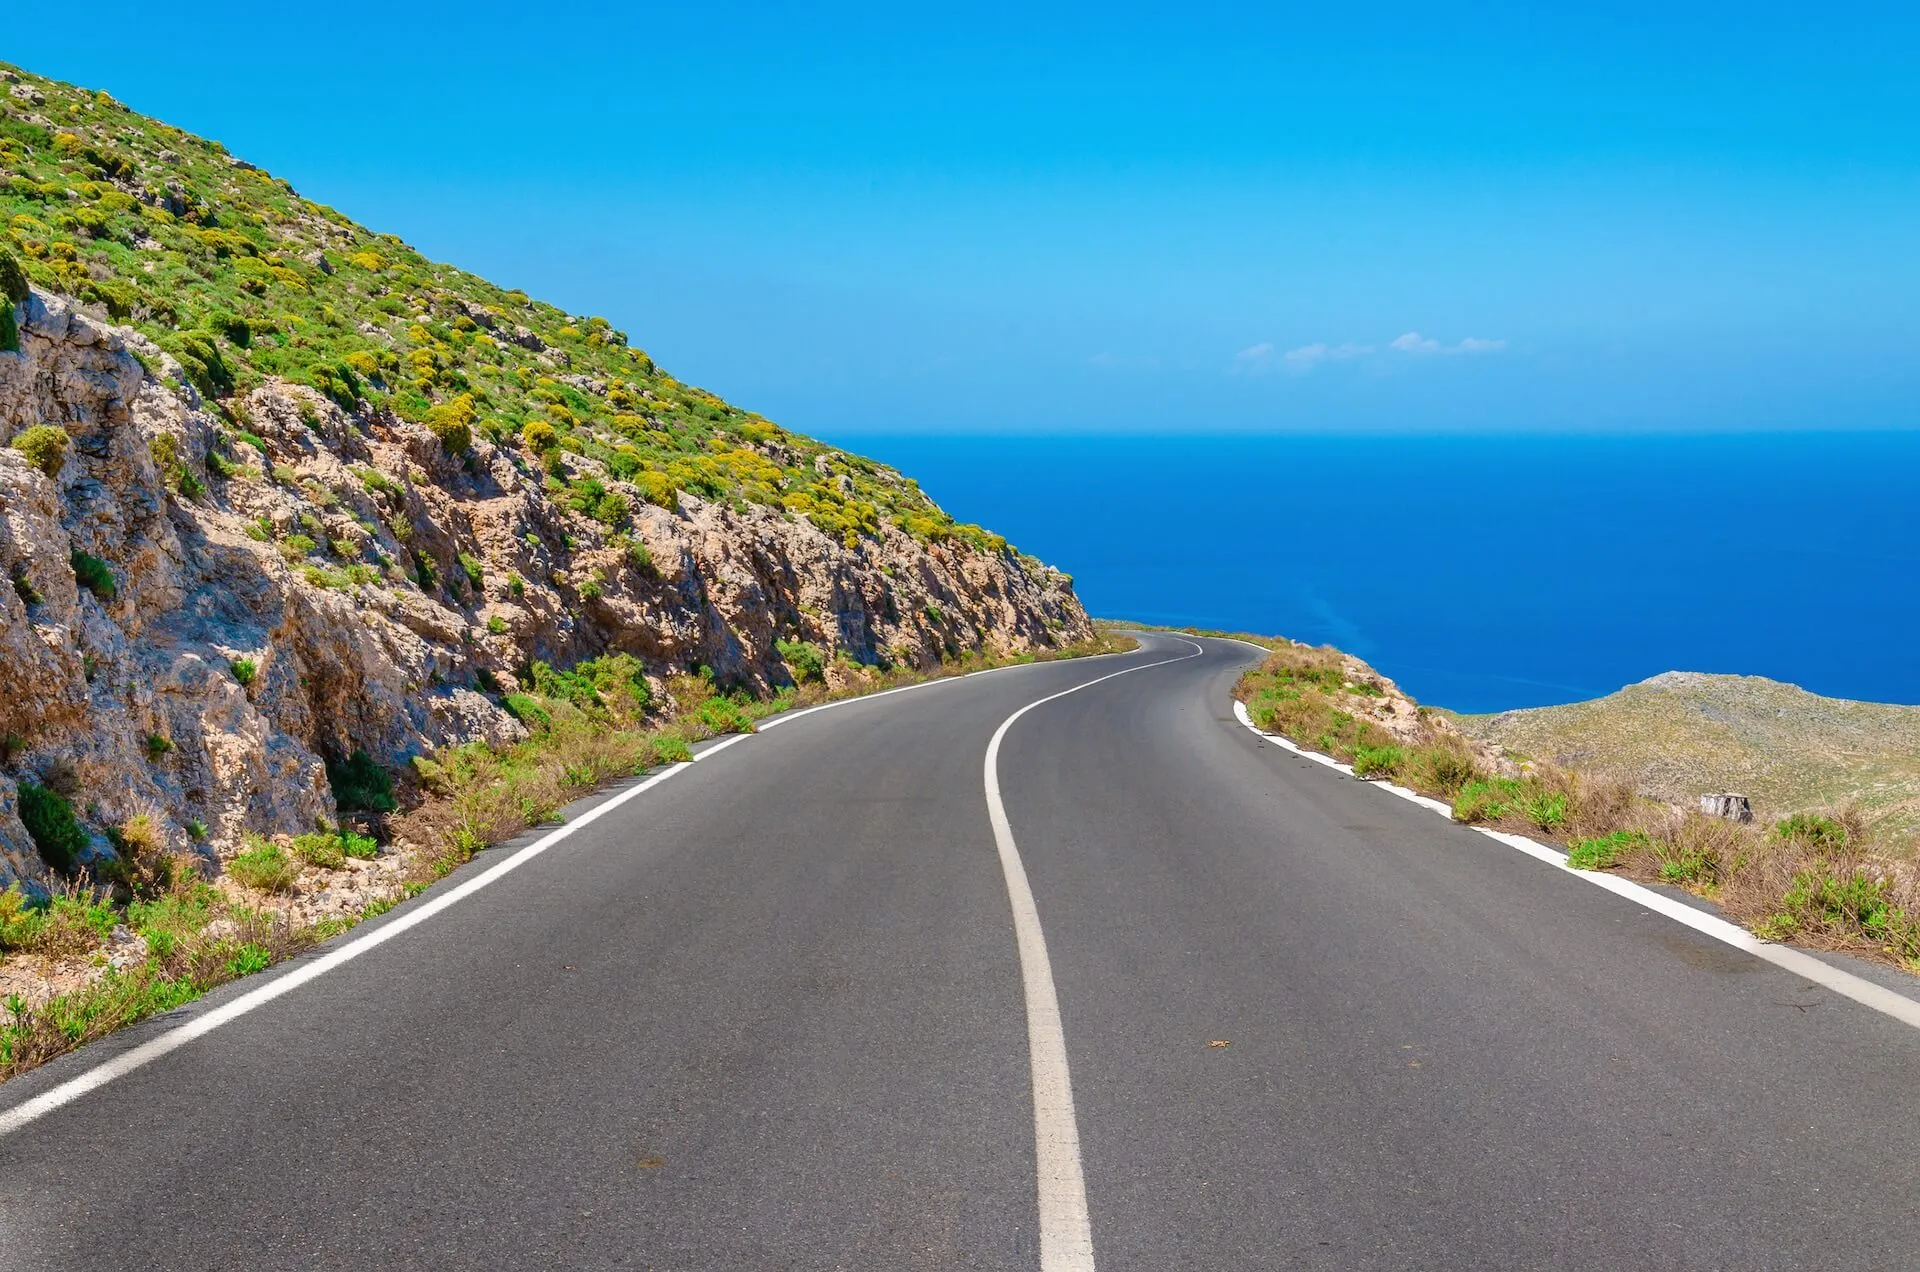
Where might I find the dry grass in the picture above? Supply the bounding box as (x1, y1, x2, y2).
(1, 902, 318, 1079)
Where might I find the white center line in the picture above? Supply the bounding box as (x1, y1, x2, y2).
(983, 639, 1203, 1272)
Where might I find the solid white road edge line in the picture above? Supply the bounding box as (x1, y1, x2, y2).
(0, 638, 1156, 1135)
(985, 638, 1205, 1272)
(0, 759, 697, 1138)
(1228, 696, 1920, 1031)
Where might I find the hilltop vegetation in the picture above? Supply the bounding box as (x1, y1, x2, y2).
(0, 62, 1003, 553)
(1453, 672, 1920, 842)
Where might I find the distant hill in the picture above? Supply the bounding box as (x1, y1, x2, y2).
(1452, 673, 1920, 841)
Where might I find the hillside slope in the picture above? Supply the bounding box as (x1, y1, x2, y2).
(0, 63, 1090, 882)
(1454, 672, 1920, 840)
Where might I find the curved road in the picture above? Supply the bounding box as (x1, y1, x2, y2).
(3, 634, 1919, 1269)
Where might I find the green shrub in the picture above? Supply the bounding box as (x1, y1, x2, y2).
(167, 330, 233, 398)
(521, 419, 557, 453)
(11, 424, 69, 477)
(228, 839, 298, 892)
(635, 470, 677, 508)
(229, 656, 258, 687)
(12, 567, 41, 607)
(18, 781, 88, 873)
(593, 491, 630, 529)
(1769, 869, 1916, 956)
(0, 886, 40, 950)
(1351, 745, 1405, 779)
(1407, 742, 1479, 796)
(502, 693, 551, 730)
(1656, 842, 1718, 886)
(458, 552, 484, 589)
(696, 695, 752, 735)
(355, 466, 400, 496)
(227, 943, 272, 976)
(0, 249, 29, 306)
(1566, 829, 1646, 871)
(1774, 813, 1847, 852)
(326, 749, 396, 813)
(486, 615, 507, 635)
(776, 639, 825, 684)
(1523, 788, 1570, 832)
(425, 394, 475, 454)
(0, 304, 17, 354)
(0, 888, 115, 955)
(144, 732, 174, 760)
(290, 827, 374, 868)
(1452, 778, 1518, 825)
(70, 549, 115, 600)
(203, 309, 251, 347)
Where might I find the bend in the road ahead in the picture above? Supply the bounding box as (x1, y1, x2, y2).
(982, 638, 1204, 1272)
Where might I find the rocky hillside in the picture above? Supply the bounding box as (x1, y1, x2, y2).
(1454, 672, 1920, 841)
(0, 63, 1090, 883)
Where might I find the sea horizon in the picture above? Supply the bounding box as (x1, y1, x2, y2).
(825, 429, 1920, 714)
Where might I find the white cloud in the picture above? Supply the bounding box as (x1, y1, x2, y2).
(1283, 341, 1373, 370)
(1391, 331, 1506, 356)
(1233, 332, 1509, 376)
(1228, 342, 1277, 375)
(1234, 339, 1377, 375)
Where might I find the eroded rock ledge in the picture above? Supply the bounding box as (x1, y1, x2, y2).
(0, 291, 1090, 880)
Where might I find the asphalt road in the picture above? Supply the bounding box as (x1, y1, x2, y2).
(3, 633, 1919, 1270)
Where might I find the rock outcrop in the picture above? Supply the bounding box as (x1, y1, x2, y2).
(0, 290, 1090, 881)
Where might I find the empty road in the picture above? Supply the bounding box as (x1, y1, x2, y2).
(3, 633, 1918, 1270)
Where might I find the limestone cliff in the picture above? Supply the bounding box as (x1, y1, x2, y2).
(0, 288, 1089, 881)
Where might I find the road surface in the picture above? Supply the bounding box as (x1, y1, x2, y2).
(3, 633, 1918, 1270)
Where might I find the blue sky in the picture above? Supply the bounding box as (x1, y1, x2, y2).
(6, 2, 1917, 434)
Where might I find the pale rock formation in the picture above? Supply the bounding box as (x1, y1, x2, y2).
(0, 289, 1089, 882)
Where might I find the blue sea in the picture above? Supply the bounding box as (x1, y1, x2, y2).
(825, 433, 1920, 713)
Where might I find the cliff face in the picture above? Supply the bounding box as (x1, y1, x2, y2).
(0, 290, 1089, 880)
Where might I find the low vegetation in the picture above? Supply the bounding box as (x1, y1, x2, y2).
(0, 630, 1134, 1079)
(1453, 671, 1920, 841)
(0, 60, 1011, 554)
(1235, 640, 1920, 973)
